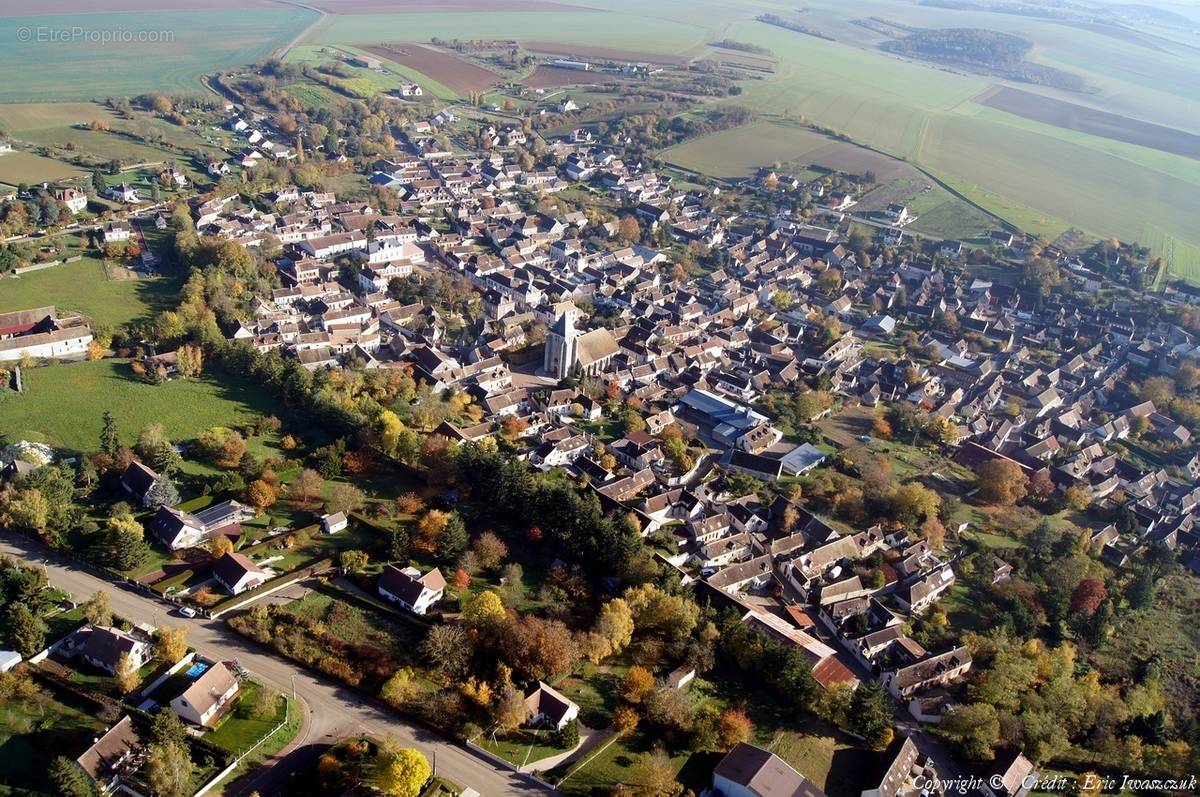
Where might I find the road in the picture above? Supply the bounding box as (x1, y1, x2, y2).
(0, 532, 547, 797)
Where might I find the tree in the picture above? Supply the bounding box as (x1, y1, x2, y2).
(209, 534, 234, 558)
(1069, 578, 1108, 616)
(617, 215, 640, 243)
(463, 590, 506, 628)
(614, 705, 640, 735)
(8, 488, 50, 532)
(250, 684, 281, 720)
(717, 707, 753, 750)
(941, 702, 1000, 761)
(146, 476, 180, 508)
(472, 531, 508, 571)
(849, 683, 893, 748)
(326, 484, 365, 516)
(976, 459, 1029, 505)
(373, 741, 431, 797)
(100, 411, 120, 455)
(146, 740, 193, 797)
(1064, 485, 1091, 512)
(83, 590, 113, 628)
(621, 665, 655, 704)
(115, 651, 142, 693)
(380, 668, 419, 708)
(419, 624, 471, 678)
(436, 514, 469, 564)
(554, 718, 580, 749)
(289, 468, 324, 507)
(4, 603, 45, 657)
(636, 748, 680, 797)
(340, 549, 369, 574)
(154, 625, 188, 665)
(48, 756, 96, 797)
(494, 683, 527, 732)
(590, 597, 635, 662)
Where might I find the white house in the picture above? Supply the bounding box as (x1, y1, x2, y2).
(169, 662, 240, 727)
(55, 187, 89, 214)
(712, 742, 828, 797)
(524, 681, 580, 730)
(212, 552, 268, 595)
(321, 512, 349, 533)
(377, 565, 445, 615)
(103, 183, 139, 203)
(80, 626, 151, 675)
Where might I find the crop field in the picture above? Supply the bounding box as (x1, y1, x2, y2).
(0, 358, 276, 454)
(0, 255, 184, 329)
(521, 66, 633, 90)
(975, 86, 1200, 159)
(661, 121, 913, 181)
(0, 8, 315, 102)
(0, 151, 83, 184)
(309, 0, 585, 10)
(521, 41, 690, 66)
(363, 43, 501, 95)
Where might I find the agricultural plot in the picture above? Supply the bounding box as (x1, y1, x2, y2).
(0, 151, 83, 184)
(363, 44, 501, 96)
(0, 8, 316, 102)
(661, 120, 912, 181)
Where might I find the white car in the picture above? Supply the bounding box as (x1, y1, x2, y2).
(176, 606, 197, 618)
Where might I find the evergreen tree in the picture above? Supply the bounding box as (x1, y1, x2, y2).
(146, 476, 180, 508)
(4, 602, 46, 657)
(849, 682, 893, 748)
(100, 411, 119, 456)
(48, 756, 97, 797)
(436, 514, 469, 564)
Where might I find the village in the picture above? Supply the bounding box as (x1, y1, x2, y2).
(2, 55, 1200, 797)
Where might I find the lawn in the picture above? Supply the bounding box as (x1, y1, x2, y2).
(0, 9, 317, 102)
(278, 590, 420, 655)
(476, 728, 562, 768)
(0, 358, 278, 455)
(205, 681, 289, 754)
(0, 677, 107, 796)
(0, 254, 185, 329)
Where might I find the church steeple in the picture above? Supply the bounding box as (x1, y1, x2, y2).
(544, 310, 578, 380)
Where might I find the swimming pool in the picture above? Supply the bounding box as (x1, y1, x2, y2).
(184, 661, 209, 679)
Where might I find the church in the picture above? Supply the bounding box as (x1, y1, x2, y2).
(543, 310, 620, 380)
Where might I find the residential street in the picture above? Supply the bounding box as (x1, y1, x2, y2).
(0, 532, 548, 797)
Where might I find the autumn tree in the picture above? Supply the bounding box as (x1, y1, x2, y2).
(115, 651, 142, 693)
(1069, 578, 1108, 617)
(472, 531, 508, 571)
(247, 479, 277, 509)
(419, 624, 471, 679)
(621, 665, 655, 704)
(941, 702, 1000, 761)
(326, 484, 365, 516)
(372, 740, 430, 797)
(175, 344, 204, 378)
(976, 459, 1029, 505)
(209, 534, 234, 558)
(289, 468, 324, 507)
(463, 590, 506, 628)
(153, 625, 188, 665)
(83, 589, 113, 627)
(146, 740, 193, 797)
(339, 549, 369, 574)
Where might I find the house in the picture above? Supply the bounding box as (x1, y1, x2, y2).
(883, 646, 972, 700)
(103, 183, 139, 203)
(0, 650, 21, 672)
(861, 736, 939, 797)
(982, 751, 1036, 797)
(76, 715, 144, 795)
(80, 626, 151, 675)
(55, 187, 89, 214)
(378, 565, 446, 615)
(524, 681, 580, 730)
(0, 306, 93, 363)
(120, 461, 160, 506)
(99, 221, 133, 245)
(148, 500, 253, 550)
(713, 742, 828, 797)
(169, 661, 240, 727)
(212, 552, 268, 595)
(321, 511, 348, 533)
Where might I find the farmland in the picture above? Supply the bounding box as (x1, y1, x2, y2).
(0, 8, 316, 102)
(0, 151, 83, 185)
(363, 44, 501, 95)
(0, 358, 277, 454)
(661, 120, 914, 181)
(0, 254, 184, 329)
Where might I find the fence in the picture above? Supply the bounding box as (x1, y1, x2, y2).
(207, 559, 332, 618)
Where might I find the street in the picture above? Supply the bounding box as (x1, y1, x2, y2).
(0, 532, 548, 797)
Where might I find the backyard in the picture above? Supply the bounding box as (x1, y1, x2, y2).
(0, 675, 107, 796)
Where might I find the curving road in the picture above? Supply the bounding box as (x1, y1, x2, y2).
(0, 532, 547, 797)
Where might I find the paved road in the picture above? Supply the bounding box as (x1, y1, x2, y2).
(0, 532, 546, 797)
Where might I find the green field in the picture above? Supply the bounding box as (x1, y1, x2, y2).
(0, 255, 184, 329)
(0, 358, 277, 454)
(0, 8, 316, 102)
(0, 151, 84, 184)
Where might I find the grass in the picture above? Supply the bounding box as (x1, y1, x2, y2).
(278, 591, 419, 655)
(0, 677, 107, 796)
(0, 9, 317, 102)
(476, 728, 562, 768)
(205, 682, 287, 754)
(212, 692, 304, 790)
(0, 358, 278, 455)
(0, 254, 185, 329)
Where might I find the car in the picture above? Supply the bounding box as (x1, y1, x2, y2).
(176, 606, 197, 618)
(858, 434, 873, 442)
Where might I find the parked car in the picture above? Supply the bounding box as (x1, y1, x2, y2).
(176, 606, 197, 618)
